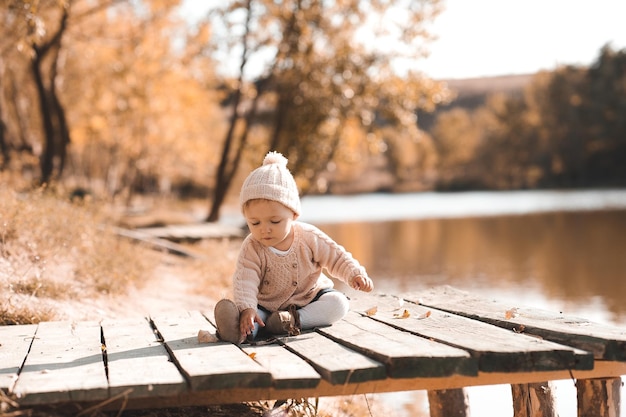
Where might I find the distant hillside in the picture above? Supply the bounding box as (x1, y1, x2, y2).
(418, 73, 535, 131)
(443, 73, 534, 94)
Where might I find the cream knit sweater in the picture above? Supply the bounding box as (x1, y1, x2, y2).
(233, 221, 368, 312)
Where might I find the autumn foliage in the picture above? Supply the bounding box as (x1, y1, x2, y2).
(1, 1, 625, 221)
(430, 45, 626, 191)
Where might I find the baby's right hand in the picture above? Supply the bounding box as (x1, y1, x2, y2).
(351, 275, 374, 292)
(239, 308, 264, 338)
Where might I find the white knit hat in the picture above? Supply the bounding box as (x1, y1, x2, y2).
(240, 151, 301, 215)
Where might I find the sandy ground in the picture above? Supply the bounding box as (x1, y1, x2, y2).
(108, 256, 217, 318)
(32, 249, 228, 325)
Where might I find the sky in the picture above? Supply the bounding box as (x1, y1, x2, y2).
(419, 0, 626, 79)
(180, 0, 626, 80)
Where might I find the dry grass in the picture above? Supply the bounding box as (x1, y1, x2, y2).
(0, 183, 159, 325)
(17, 397, 395, 417)
(15, 399, 348, 417)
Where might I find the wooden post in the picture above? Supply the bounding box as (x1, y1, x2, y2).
(576, 377, 621, 417)
(427, 388, 470, 417)
(511, 381, 557, 417)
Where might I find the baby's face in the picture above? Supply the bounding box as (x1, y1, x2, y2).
(244, 199, 297, 250)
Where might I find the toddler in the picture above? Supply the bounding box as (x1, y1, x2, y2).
(214, 151, 373, 344)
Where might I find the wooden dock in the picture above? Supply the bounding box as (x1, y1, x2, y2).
(1, 286, 625, 416)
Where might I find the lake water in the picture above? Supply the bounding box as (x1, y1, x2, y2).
(296, 189, 626, 417)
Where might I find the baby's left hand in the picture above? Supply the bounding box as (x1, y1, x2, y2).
(351, 275, 374, 292)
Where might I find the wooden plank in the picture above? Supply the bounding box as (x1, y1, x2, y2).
(10, 321, 108, 405)
(241, 344, 321, 390)
(82, 361, 626, 411)
(0, 324, 37, 392)
(4, 284, 623, 412)
(101, 317, 187, 398)
(413, 286, 626, 361)
(209, 301, 382, 387)
(203, 305, 321, 389)
(137, 223, 245, 240)
(151, 311, 271, 391)
(317, 311, 477, 378)
(348, 293, 593, 373)
(279, 331, 387, 385)
(110, 226, 207, 259)
(31, 360, 626, 411)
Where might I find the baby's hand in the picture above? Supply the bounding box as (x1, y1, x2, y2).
(239, 308, 265, 339)
(351, 275, 374, 292)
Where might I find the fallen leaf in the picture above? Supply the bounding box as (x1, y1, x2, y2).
(197, 329, 219, 343)
(505, 308, 519, 320)
(393, 309, 411, 319)
(417, 310, 431, 319)
(248, 352, 257, 360)
(364, 306, 378, 316)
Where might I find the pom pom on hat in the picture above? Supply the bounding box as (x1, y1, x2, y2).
(240, 151, 301, 215)
(263, 151, 288, 166)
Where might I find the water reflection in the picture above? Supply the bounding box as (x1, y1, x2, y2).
(320, 210, 626, 324)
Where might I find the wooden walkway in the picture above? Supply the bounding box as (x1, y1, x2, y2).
(1, 286, 625, 414)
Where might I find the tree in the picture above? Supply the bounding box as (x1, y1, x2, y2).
(31, 2, 71, 185)
(432, 108, 480, 168)
(5, 0, 87, 184)
(430, 44, 626, 190)
(204, 0, 448, 221)
(2, 0, 226, 197)
(580, 45, 626, 183)
(3, 0, 112, 184)
(61, 0, 224, 199)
